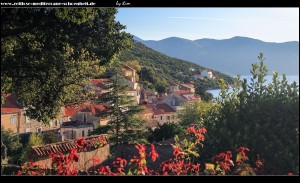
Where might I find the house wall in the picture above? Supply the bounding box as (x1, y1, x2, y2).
(71, 112, 100, 125)
(19, 107, 68, 134)
(158, 93, 186, 108)
(1, 112, 21, 133)
(60, 126, 94, 141)
(153, 113, 177, 124)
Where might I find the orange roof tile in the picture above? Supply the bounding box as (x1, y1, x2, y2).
(121, 65, 135, 71)
(64, 103, 107, 117)
(1, 93, 22, 113)
(31, 134, 109, 157)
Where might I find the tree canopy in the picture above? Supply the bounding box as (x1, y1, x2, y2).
(1, 8, 132, 124)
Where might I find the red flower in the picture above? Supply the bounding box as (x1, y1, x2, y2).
(187, 125, 196, 134)
(17, 170, 23, 175)
(287, 172, 293, 176)
(93, 157, 100, 166)
(173, 146, 182, 158)
(135, 144, 146, 159)
(255, 159, 263, 168)
(149, 144, 159, 162)
(75, 137, 85, 149)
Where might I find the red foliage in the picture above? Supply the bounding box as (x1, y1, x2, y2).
(18, 127, 294, 176)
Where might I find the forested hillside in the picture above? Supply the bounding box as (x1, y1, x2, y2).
(119, 41, 234, 89)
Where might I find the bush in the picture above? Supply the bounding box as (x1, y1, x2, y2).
(147, 122, 185, 143)
(203, 53, 299, 174)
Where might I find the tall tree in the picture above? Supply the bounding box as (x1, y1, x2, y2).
(95, 64, 145, 145)
(1, 8, 132, 124)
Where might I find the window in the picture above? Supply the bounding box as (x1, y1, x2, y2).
(82, 130, 85, 137)
(160, 116, 163, 120)
(167, 116, 171, 120)
(55, 120, 59, 126)
(10, 116, 16, 124)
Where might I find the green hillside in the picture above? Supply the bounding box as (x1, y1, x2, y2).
(119, 41, 234, 89)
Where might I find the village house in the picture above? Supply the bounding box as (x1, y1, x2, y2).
(140, 103, 177, 129)
(179, 83, 195, 93)
(201, 69, 214, 79)
(193, 69, 215, 80)
(111, 65, 141, 104)
(61, 102, 109, 141)
(1, 93, 67, 135)
(1, 93, 22, 134)
(158, 85, 201, 112)
(89, 78, 111, 94)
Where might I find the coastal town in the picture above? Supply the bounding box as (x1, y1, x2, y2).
(1, 65, 216, 140)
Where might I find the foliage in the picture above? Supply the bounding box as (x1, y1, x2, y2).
(1, 8, 131, 124)
(16, 126, 278, 176)
(203, 53, 299, 174)
(42, 132, 60, 144)
(147, 122, 185, 143)
(95, 63, 146, 145)
(194, 80, 214, 101)
(178, 100, 214, 127)
(20, 133, 44, 164)
(1, 126, 23, 165)
(119, 41, 235, 91)
(125, 60, 141, 81)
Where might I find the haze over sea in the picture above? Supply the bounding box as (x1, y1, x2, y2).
(207, 75, 299, 99)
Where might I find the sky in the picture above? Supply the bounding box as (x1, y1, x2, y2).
(116, 8, 299, 43)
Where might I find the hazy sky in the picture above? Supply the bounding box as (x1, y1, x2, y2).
(116, 8, 299, 42)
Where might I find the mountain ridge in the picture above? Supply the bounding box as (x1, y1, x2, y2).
(133, 36, 299, 75)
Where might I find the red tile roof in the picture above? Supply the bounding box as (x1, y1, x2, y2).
(31, 134, 109, 157)
(64, 103, 107, 117)
(90, 79, 109, 90)
(175, 90, 191, 95)
(1, 93, 22, 113)
(144, 103, 176, 115)
(180, 84, 194, 89)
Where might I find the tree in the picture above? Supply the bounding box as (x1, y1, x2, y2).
(42, 131, 60, 144)
(147, 122, 185, 143)
(20, 133, 44, 163)
(95, 64, 146, 145)
(125, 60, 141, 81)
(178, 100, 214, 127)
(1, 8, 132, 124)
(203, 53, 299, 174)
(195, 84, 213, 102)
(1, 126, 23, 165)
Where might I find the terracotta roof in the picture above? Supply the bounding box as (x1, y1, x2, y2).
(90, 79, 110, 90)
(121, 65, 135, 71)
(1, 93, 22, 113)
(180, 84, 194, 89)
(144, 103, 176, 115)
(141, 105, 155, 114)
(31, 134, 109, 157)
(175, 90, 191, 95)
(64, 103, 107, 116)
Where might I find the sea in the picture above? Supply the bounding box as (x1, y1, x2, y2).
(207, 75, 299, 99)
